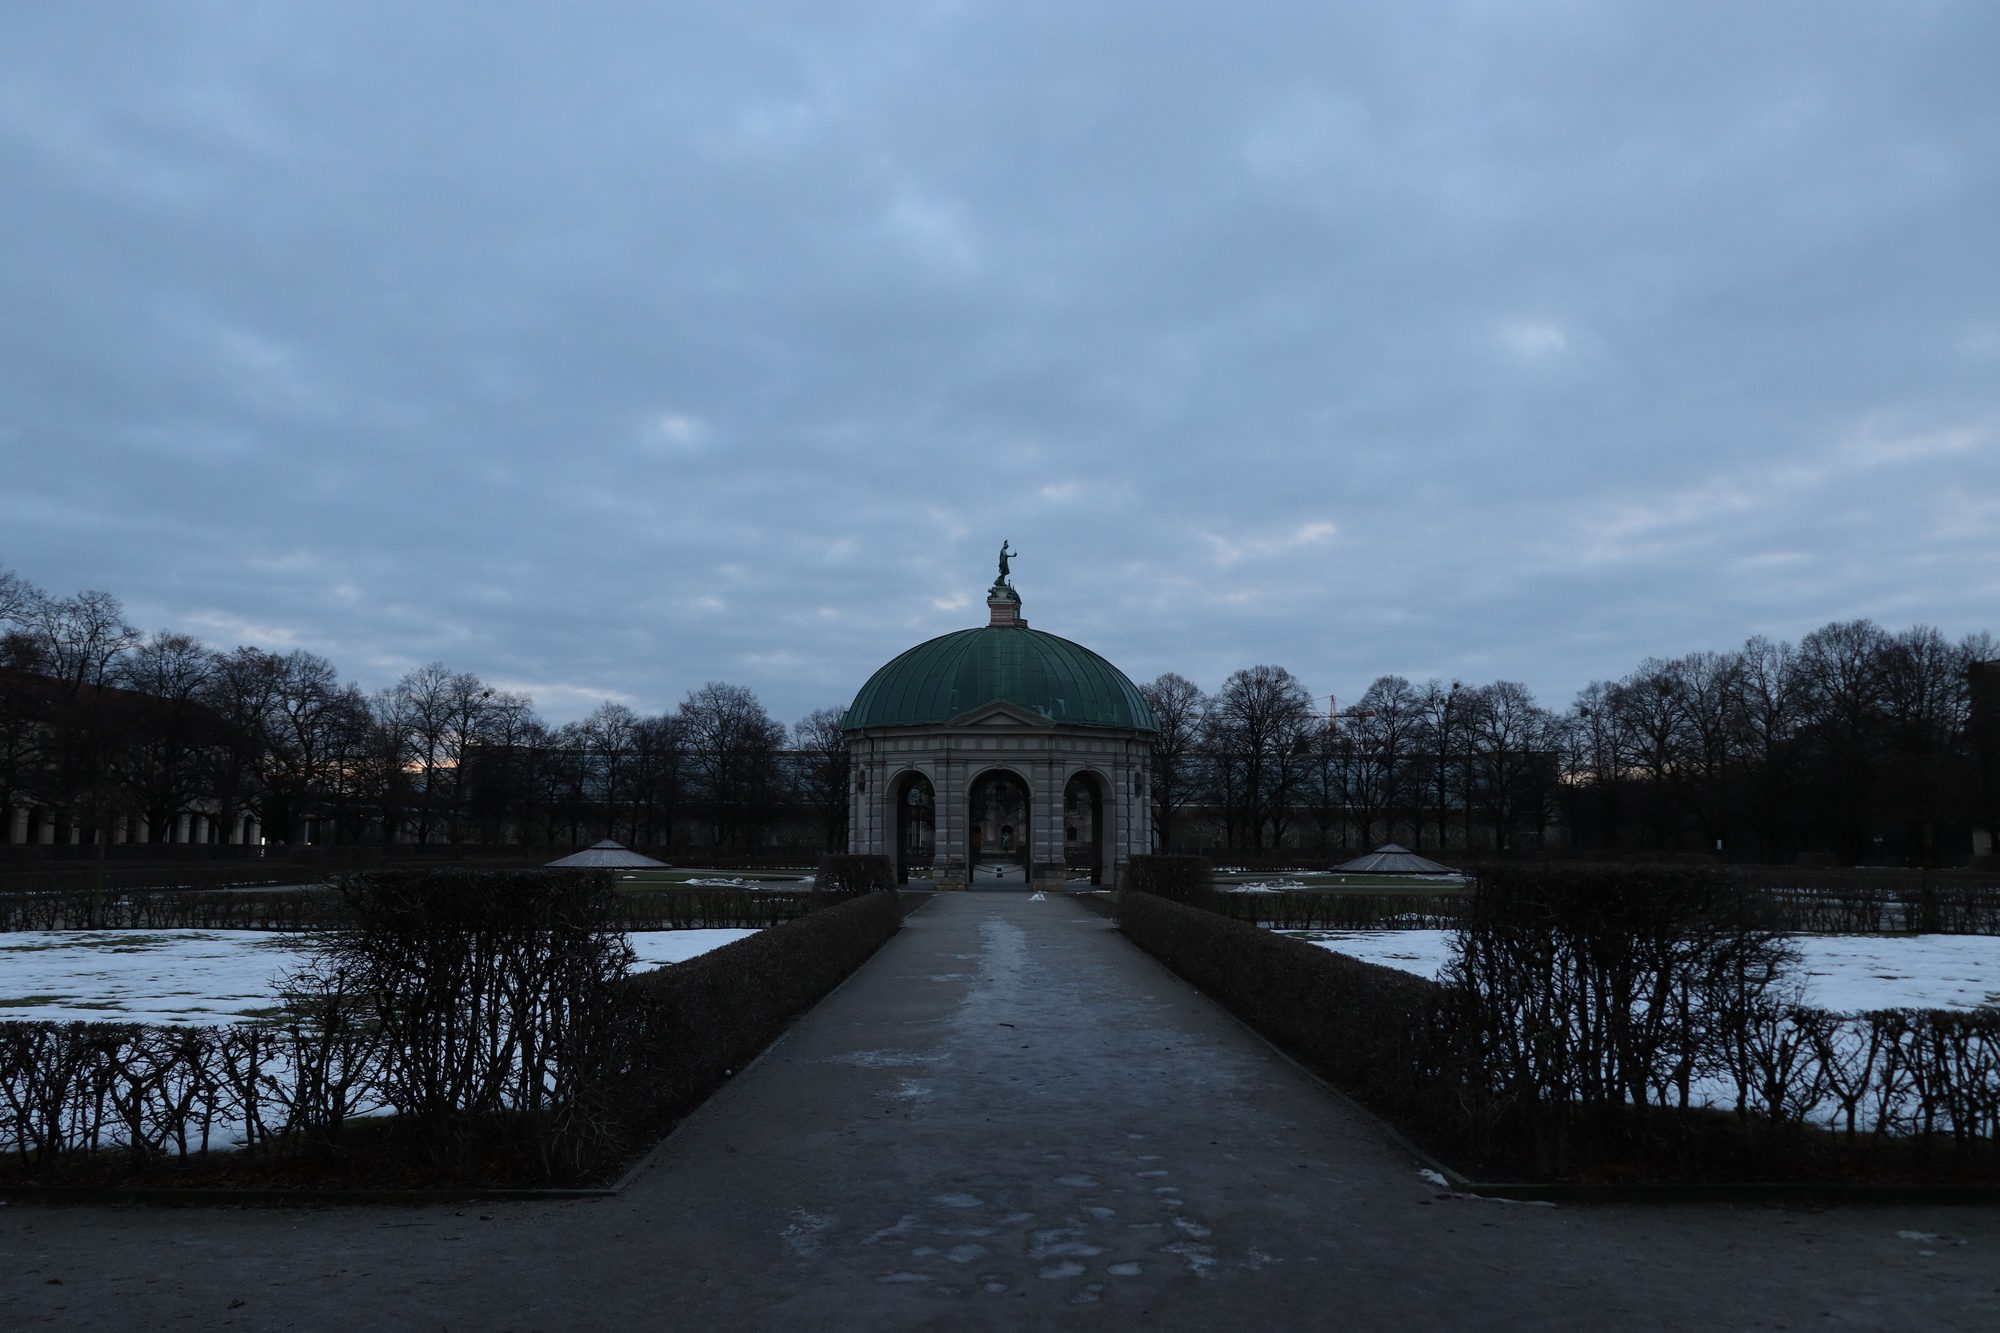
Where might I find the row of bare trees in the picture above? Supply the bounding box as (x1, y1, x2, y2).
(7, 563, 1992, 863)
(0, 570, 850, 851)
(1142, 620, 1998, 863)
(1141, 667, 1568, 855)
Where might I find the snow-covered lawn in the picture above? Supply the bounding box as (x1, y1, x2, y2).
(629, 928, 760, 968)
(0, 928, 761, 1026)
(1282, 929, 2000, 1013)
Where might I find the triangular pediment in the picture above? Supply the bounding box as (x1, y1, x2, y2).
(945, 700, 1049, 729)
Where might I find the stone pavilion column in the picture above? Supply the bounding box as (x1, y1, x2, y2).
(1031, 750, 1064, 891)
(936, 750, 966, 890)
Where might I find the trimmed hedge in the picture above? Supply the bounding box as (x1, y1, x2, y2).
(1122, 871, 2000, 1183)
(0, 881, 824, 934)
(1209, 890, 1465, 932)
(611, 887, 821, 931)
(0, 885, 346, 933)
(816, 853, 895, 895)
(0, 880, 905, 1187)
(1124, 854, 1215, 903)
(602, 889, 905, 1142)
(1117, 890, 1458, 1143)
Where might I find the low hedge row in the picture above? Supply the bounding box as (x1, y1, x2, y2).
(1124, 854, 1215, 902)
(602, 888, 904, 1144)
(0, 882, 826, 934)
(0, 882, 904, 1187)
(1210, 890, 1466, 932)
(1751, 880, 2000, 935)
(612, 887, 822, 931)
(0, 885, 345, 933)
(1117, 891, 1459, 1144)
(1121, 878, 2000, 1183)
(816, 853, 896, 895)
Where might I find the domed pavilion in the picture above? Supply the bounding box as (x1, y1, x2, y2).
(843, 549, 1157, 890)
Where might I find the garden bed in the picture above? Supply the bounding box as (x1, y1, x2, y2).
(2, 870, 905, 1193)
(1118, 872, 2000, 1188)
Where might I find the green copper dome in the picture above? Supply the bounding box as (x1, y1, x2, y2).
(844, 626, 1158, 733)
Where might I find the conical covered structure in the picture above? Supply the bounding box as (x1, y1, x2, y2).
(545, 839, 669, 869)
(1333, 843, 1455, 875)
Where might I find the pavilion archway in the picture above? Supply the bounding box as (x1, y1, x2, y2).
(893, 771, 935, 884)
(967, 767, 1031, 887)
(1065, 770, 1110, 886)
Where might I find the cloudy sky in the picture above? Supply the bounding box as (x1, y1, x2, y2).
(4, 1, 1996, 724)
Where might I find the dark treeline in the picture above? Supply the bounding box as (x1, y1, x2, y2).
(0, 569, 850, 851)
(6, 565, 1995, 865)
(1142, 622, 2000, 866)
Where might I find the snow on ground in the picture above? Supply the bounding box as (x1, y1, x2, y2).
(0, 930, 301, 1025)
(1286, 930, 1457, 979)
(1785, 935, 2000, 1012)
(629, 928, 760, 968)
(0, 928, 761, 1026)
(1282, 929, 2000, 1012)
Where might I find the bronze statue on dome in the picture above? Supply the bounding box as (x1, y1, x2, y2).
(997, 539, 1016, 583)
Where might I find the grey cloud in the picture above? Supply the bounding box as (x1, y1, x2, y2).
(3, 2, 1995, 721)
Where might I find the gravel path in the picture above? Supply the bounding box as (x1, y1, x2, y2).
(5, 893, 1994, 1330)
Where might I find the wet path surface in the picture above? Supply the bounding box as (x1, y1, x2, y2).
(5, 893, 1996, 1330)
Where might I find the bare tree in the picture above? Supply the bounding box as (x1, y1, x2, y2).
(1563, 681, 1630, 851)
(0, 567, 39, 629)
(1137, 672, 1207, 851)
(263, 652, 368, 844)
(1797, 620, 1889, 861)
(384, 662, 492, 843)
(1614, 658, 1687, 850)
(580, 702, 639, 842)
(679, 682, 786, 848)
(1879, 625, 1971, 866)
(1968, 640, 2000, 861)
(626, 712, 687, 847)
(30, 590, 137, 690)
(203, 647, 284, 847)
(1465, 681, 1558, 851)
(1208, 665, 1316, 850)
(440, 672, 498, 842)
(113, 632, 218, 842)
(1413, 679, 1468, 852)
(0, 569, 51, 830)
(1671, 650, 1745, 853)
(1737, 635, 1803, 859)
(538, 720, 591, 847)
(26, 590, 139, 839)
(462, 691, 540, 843)
(792, 707, 851, 850)
(1346, 675, 1421, 849)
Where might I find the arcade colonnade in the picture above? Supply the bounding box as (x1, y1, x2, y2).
(846, 719, 1154, 891)
(3, 806, 261, 847)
